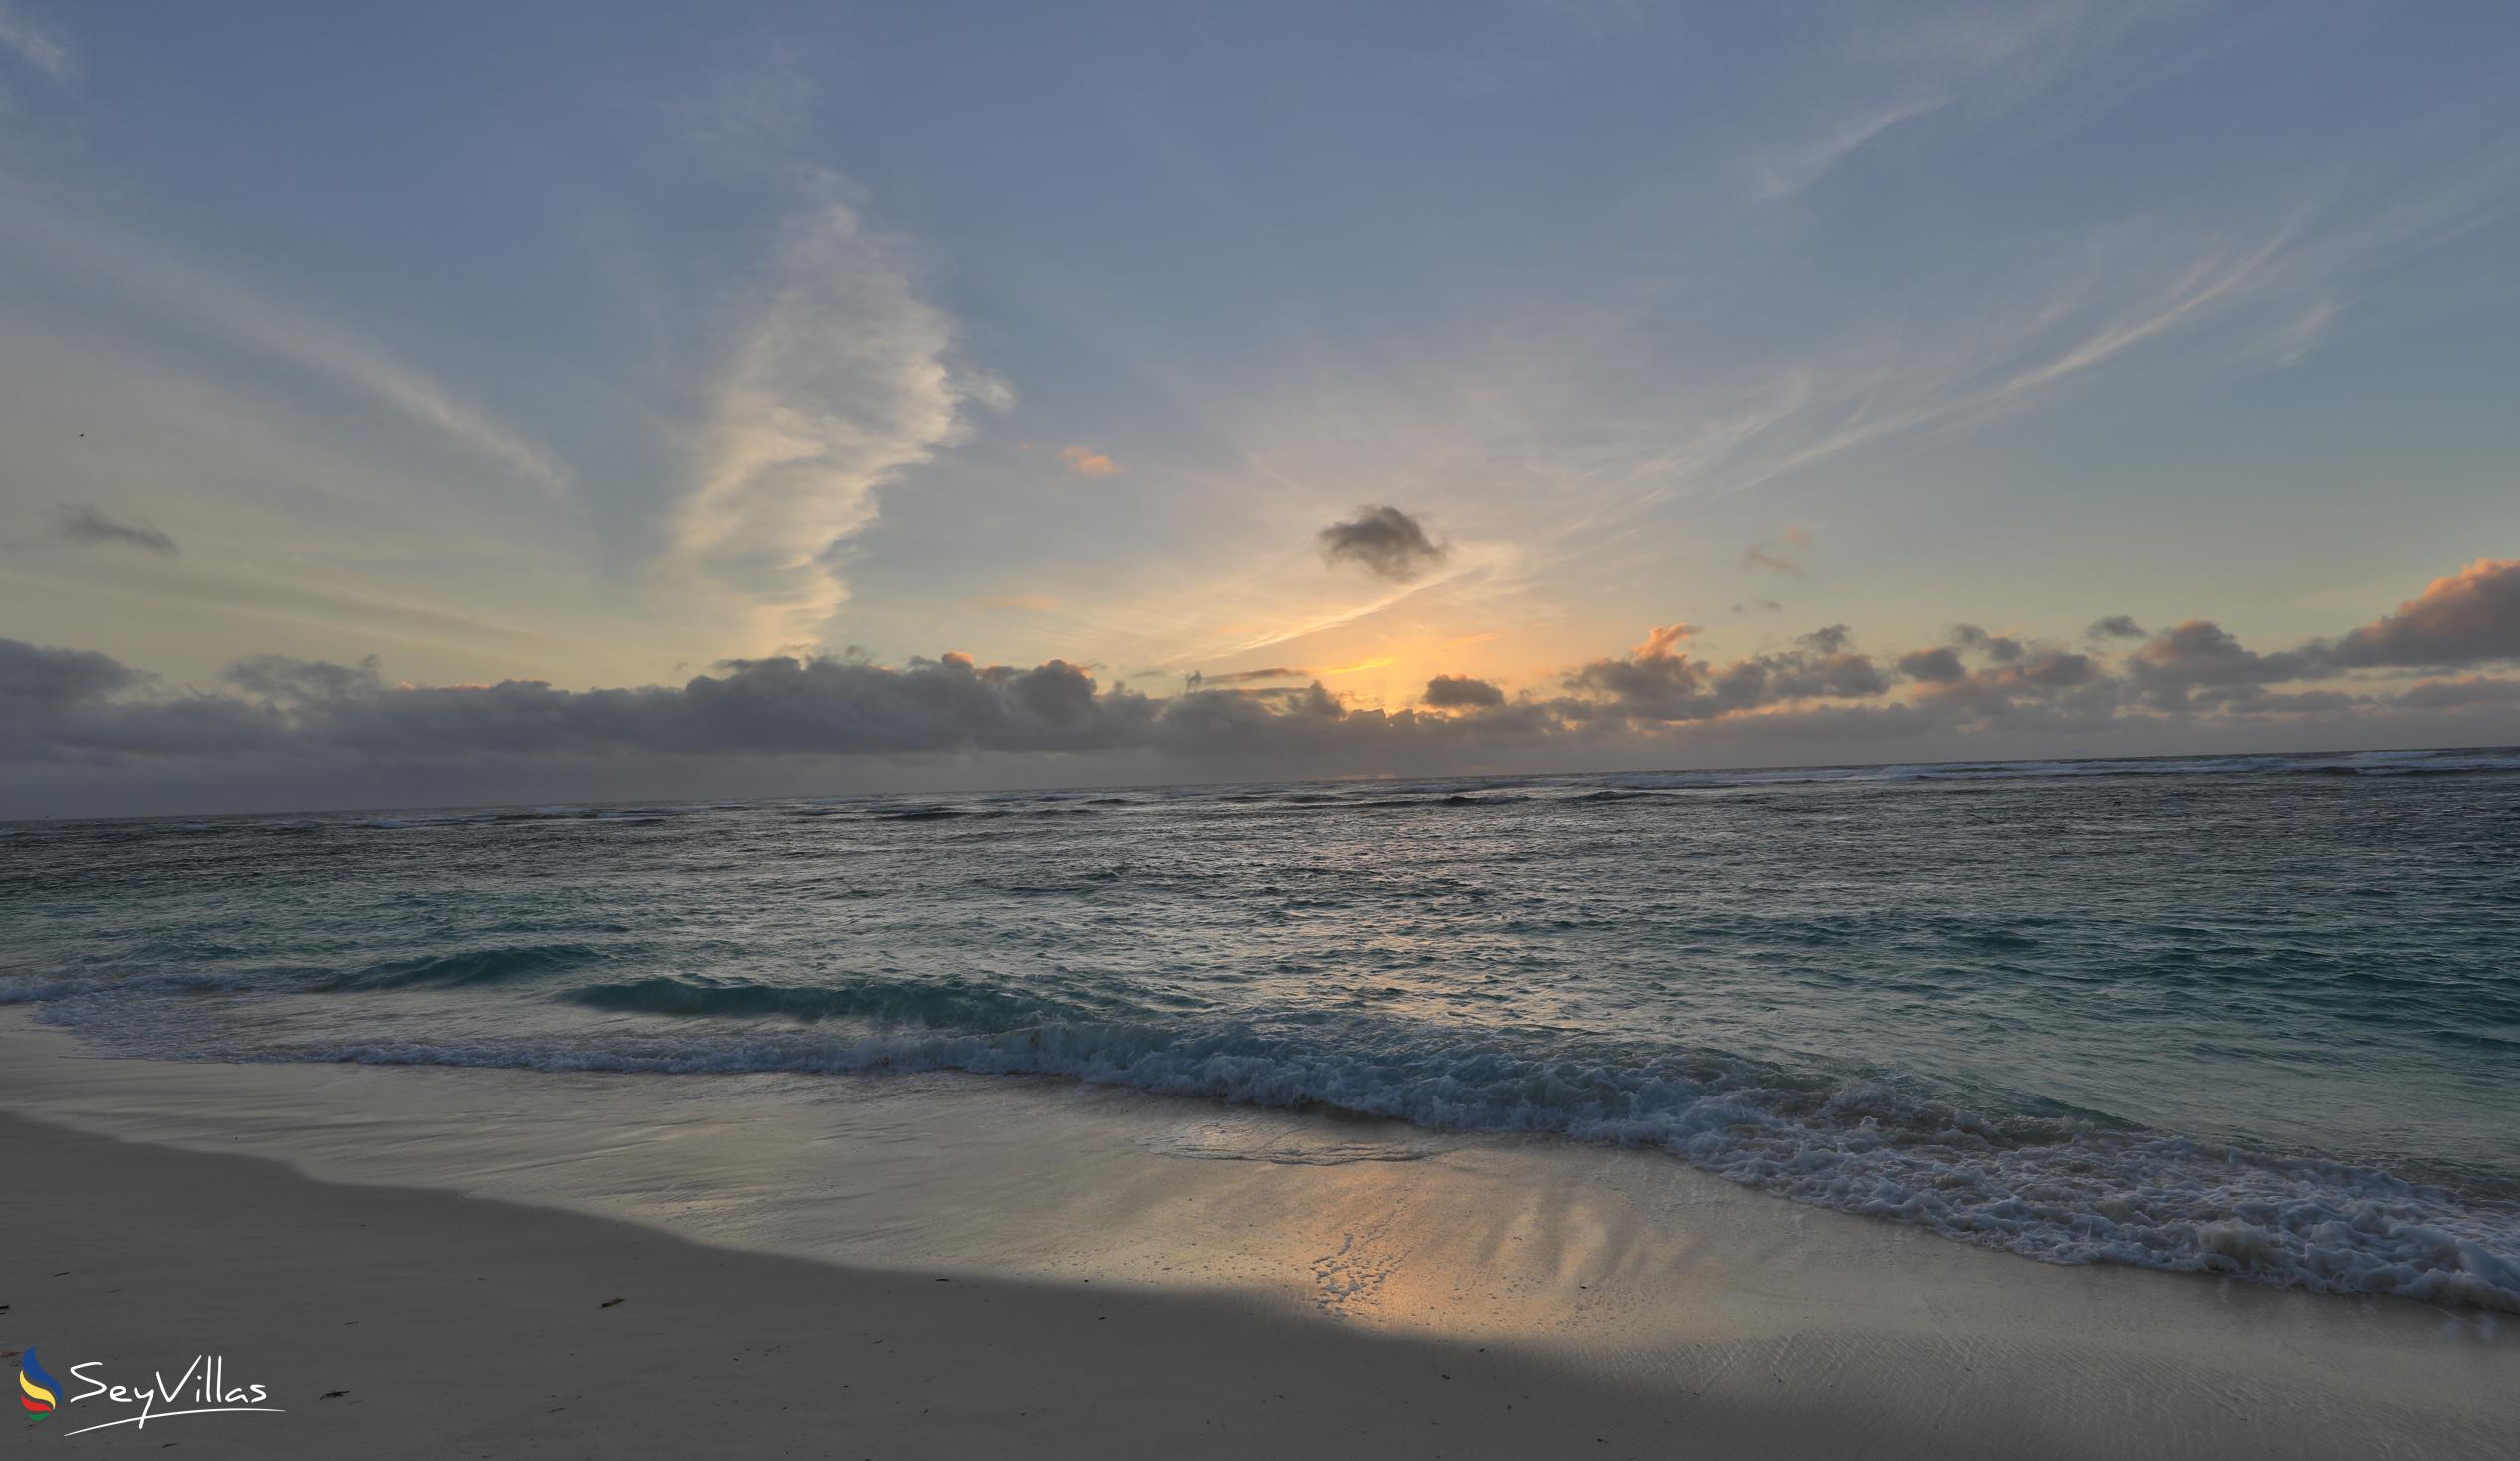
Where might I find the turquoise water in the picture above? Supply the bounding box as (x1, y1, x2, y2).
(6, 747, 2517, 1307)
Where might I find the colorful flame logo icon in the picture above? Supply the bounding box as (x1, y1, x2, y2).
(19, 1348, 59, 1418)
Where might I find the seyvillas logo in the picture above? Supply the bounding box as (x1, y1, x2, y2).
(18, 1349, 58, 1417)
(15, 1348, 284, 1437)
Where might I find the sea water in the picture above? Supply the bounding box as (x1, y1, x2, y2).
(6, 747, 2517, 1308)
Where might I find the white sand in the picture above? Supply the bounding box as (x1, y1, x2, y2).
(0, 1013, 2511, 1457)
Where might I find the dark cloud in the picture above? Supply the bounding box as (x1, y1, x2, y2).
(0, 642, 1556, 783)
(1896, 646, 1967, 684)
(2012, 651, 2098, 689)
(1949, 624, 2025, 663)
(1317, 506, 1447, 581)
(1422, 674, 1505, 709)
(1554, 648, 1710, 720)
(8, 554, 2519, 816)
(226, 654, 383, 703)
(3, 643, 1151, 764)
(55, 505, 178, 557)
(2327, 558, 2520, 668)
(1, 638, 144, 705)
(2391, 675, 2520, 710)
(1560, 638, 1889, 722)
(2124, 620, 2327, 707)
(1195, 666, 1308, 685)
(2086, 614, 2146, 640)
(0, 639, 278, 762)
(1906, 649, 2118, 728)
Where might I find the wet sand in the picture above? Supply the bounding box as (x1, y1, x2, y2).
(0, 1014, 2510, 1457)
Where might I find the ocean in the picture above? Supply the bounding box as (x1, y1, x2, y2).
(6, 746, 2517, 1310)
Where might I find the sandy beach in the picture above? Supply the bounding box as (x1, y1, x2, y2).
(10, 1, 2520, 1452)
(1, 1013, 2510, 1458)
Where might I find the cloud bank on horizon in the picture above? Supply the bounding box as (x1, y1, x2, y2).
(2, 3, 2518, 811)
(6, 558, 2516, 815)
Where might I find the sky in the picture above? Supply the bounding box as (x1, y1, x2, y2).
(3, 1, 2519, 815)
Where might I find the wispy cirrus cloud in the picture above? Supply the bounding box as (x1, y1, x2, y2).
(0, 1, 76, 86)
(673, 184, 1005, 652)
(0, 206, 568, 498)
(664, 55, 1004, 654)
(1751, 96, 1950, 201)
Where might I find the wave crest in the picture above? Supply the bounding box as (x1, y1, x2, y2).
(257, 984, 2520, 1313)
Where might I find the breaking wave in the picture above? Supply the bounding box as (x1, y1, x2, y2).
(304, 1012, 2520, 1311)
(10, 963, 2515, 1312)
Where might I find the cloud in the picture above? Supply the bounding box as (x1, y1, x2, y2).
(1317, 505, 1449, 581)
(1422, 674, 1506, 709)
(37, 558, 539, 656)
(1948, 624, 2024, 663)
(0, 642, 1556, 781)
(2392, 675, 2520, 711)
(225, 653, 382, 704)
(1561, 627, 1889, 723)
(0, 638, 283, 762)
(1632, 623, 1696, 660)
(0, 1, 76, 86)
(52, 504, 177, 556)
(676, 186, 1004, 649)
(10, 554, 2520, 813)
(0, 637, 138, 705)
(2262, 300, 2337, 368)
(1058, 445, 1120, 478)
(1897, 646, 1967, 684)
(2125, 619, 2326, 707)
(1752, 96, 1949, 201)
(0, 205, 567, 498)
(2086, 614, 2147, 640)
(1900, 647, 2118, 730)
(1742, 526, 1811, 575)
(2328, 559, 2520, 668)
(2012, 651, 2098, 689)
(1587, 134, 2516, 546)
(2118, 560, 2520, 709)
(272, 650, 1139, 760)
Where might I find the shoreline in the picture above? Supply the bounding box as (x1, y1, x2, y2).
(0, 1111, 1687, 1459)
(3, 1016, 2513, 1456)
